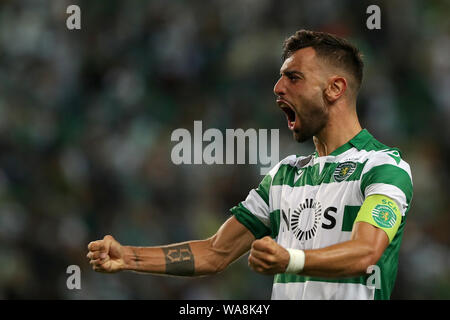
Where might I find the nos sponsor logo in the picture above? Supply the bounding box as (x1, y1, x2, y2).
(281, 199, 337, 242)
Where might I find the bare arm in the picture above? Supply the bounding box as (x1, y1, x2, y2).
(87, 216, 255, 276)
(248, 221, 389, 278)
(300, 221, 388, 277)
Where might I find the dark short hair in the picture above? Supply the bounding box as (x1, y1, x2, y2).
(282, 30, 364, 91)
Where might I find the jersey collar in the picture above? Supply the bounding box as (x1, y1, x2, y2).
(314, 129, 373, 158)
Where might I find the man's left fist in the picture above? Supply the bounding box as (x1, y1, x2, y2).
(248, 236, 290, 275)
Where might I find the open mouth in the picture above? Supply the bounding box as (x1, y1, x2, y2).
(277, 99, 297, 130)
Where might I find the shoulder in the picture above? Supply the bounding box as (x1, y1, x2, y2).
(360, 137, 412, 180)
(358, 135, 413, 207)
(266, 154, 311, 178)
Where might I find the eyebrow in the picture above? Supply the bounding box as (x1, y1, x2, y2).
(280, 70, 305, 78)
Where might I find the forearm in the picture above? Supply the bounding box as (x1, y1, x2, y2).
(114, 217, 253, 277)
(122, 245, 166, 274)
(301, 239, 377, 278)
(122, 239, 226, 277)
(249, 221, 389, 278)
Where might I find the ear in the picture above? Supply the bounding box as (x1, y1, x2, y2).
(324, 76, 347, 103)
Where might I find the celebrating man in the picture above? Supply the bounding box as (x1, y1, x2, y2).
(87, 30, 413, 300)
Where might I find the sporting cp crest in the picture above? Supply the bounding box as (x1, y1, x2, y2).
(333, 162, 356, 182)
(372, 204, 397, 228)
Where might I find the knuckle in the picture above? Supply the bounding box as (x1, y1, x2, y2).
(248, 256, 258, 268)
(259, 253, 268, 262)
(91, 259, 102, 266)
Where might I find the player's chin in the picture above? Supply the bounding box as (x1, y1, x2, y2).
(293, 130, 311, 143)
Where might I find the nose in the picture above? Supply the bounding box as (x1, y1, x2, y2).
(273, 76, 285, 97)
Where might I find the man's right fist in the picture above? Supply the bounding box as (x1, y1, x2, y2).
(87, 235, 124, 273)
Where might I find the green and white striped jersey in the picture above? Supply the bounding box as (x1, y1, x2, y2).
(230, 129, 413, 300)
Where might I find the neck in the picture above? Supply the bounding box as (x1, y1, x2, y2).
(313, 104, 362, 157)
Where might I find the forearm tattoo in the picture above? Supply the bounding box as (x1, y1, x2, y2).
(162, 244, 195, 276)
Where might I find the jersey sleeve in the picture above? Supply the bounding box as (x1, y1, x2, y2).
(230, 156, 295, 239)
(360, 150, 413, 217)
(230, 174, 272, 239)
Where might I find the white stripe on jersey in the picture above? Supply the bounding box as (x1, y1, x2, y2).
(364, 182, 409, 215)
(271, 281, 375, 300)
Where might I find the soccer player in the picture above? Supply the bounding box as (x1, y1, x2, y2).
(87, 30, 413, 300)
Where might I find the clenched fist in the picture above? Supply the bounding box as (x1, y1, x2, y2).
(248, 236, 290, 275)
(87, 235, 124, 273)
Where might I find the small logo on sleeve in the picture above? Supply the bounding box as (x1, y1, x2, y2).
(383, 150, 401, 165)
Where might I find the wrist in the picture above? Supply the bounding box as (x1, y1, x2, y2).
(285, 249, 305, 274)
(121, 246, 134, 271)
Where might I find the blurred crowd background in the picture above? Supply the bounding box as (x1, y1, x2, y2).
(0, 0, 448, 299)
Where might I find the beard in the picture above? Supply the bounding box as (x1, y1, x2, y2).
(292, 97, 329, 143)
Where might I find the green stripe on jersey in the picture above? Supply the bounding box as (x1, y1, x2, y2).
(255, 174, 272, 207)
(269, 210, 281, 238)
(230, 203, 270, 239)
(342, 206, 361, 232)
(360, 164, 413, 203)
(272, 160, 367, 188)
